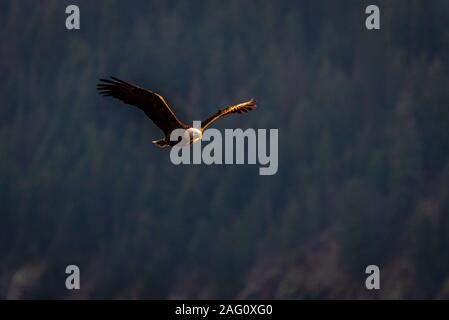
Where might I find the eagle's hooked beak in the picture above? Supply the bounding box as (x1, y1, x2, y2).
(185, 127, 202, 144)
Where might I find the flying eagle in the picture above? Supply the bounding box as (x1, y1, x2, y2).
(97, 77, 256, 147)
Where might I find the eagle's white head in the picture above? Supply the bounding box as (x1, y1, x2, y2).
(184, 127, 203, 144)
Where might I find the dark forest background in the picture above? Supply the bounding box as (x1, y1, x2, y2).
(1, 0, 449, 299)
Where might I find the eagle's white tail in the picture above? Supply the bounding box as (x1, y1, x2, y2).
(152, 139, 170, 148)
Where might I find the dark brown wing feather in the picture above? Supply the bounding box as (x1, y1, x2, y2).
(97, 77, 187, 136)
(201, 99, 257, 131)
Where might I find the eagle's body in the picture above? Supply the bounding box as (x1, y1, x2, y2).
(97, 77, 256, 148)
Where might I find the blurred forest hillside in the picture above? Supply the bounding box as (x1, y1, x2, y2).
(1, 0, 449, 299)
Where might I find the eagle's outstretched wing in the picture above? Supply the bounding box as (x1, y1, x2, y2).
(201, 99, 257, 131)
(97, 77, 187, 136)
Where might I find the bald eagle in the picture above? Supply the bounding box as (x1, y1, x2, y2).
(97, 77, 256, 148)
